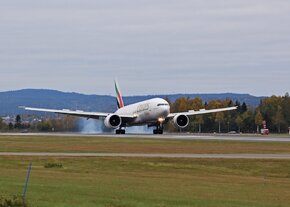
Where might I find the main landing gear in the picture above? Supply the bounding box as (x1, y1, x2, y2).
(115, 129, 126, 134)
(153, 125, 163, 134)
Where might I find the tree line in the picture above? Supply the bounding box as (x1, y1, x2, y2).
(165, 93, 290, 133)
(0, 115, 78, 132)
(0, 93, 289, 133)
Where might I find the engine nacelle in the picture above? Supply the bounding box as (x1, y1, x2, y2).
(173, 114, 189, 128)
(104, 114, 122, 129)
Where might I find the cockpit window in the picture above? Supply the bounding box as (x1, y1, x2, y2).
(157, 103, 169, 106)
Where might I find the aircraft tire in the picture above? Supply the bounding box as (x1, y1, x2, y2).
(116, 129, 125, 134)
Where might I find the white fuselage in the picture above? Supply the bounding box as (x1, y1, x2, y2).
(115, 98, 170, 126)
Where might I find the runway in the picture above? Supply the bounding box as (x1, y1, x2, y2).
(1, 152, 290, 159)
(112, 134, 290, 143)
(2, 132, 290, 143)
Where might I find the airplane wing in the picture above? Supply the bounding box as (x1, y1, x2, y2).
(20, 106, 136, 119)
(167, 106, 237, 118)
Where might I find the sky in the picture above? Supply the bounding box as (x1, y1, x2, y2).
(0, 0, 289, 96)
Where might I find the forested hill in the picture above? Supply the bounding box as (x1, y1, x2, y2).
(0, 89, 263, 116)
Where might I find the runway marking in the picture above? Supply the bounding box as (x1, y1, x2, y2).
(1, 152, 290, 159)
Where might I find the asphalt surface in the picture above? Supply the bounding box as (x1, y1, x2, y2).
(1, 152, 290, 159)
(2, 132, 290, 142)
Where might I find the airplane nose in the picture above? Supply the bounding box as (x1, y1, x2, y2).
(162, 105, 170, 117)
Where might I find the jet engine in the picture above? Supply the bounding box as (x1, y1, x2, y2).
(173, 114, 189, 128)
(104, 114, 122, 129)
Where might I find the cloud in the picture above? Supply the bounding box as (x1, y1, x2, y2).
(0, 0, 289, 96)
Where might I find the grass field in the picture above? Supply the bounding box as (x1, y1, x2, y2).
(0, 134, 290, 207)
(1, 134, 290, 154)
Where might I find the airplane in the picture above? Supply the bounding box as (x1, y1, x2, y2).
(21, 80, 237, 134)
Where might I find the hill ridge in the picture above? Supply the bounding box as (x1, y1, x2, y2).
(0, 89, 263, 116)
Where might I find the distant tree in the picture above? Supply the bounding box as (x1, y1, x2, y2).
(172, 97, 188, 112)
(37, 120, 53, 132)
(282, 92, 290, 125)
(227, 99, 233, 107)
(215, 112, 224, 133)
(207, 100, 226, 133)
(187, 97, 205, 133)
(48, 116, 78, 132)
(14, 115, 22, 129)
(0, 118, 4, 130)
(255, 109, 263, 133)
(162, 95, 290, 134)
(195, 115, 204, 133)
(235, 115, 243, 133)
(235, 101, 241, 107)
(8, 122, 14, 130)
(242, 110, 255, 133)
(189, 97, 203, 110)
(241, 102, 248, 113)
(273, 105, 285, 133)
(259, 95, 289, 133)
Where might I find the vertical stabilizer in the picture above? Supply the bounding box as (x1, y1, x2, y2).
(114, 80, 124, 109)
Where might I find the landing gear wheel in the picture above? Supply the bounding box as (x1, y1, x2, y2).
(153, 129, 163, 134)
(153, 119, 165, 135)
(116, 129, 126, 134)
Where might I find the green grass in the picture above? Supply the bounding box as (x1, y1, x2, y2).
(0, 134, 290, 206)
(0, 157, 289, 207)
(0, 135, 290, 154)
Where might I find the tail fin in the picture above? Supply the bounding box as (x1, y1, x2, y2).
(114, 80, 124, 109)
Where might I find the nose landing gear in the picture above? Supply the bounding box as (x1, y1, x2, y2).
(153, 117, 165, 134)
